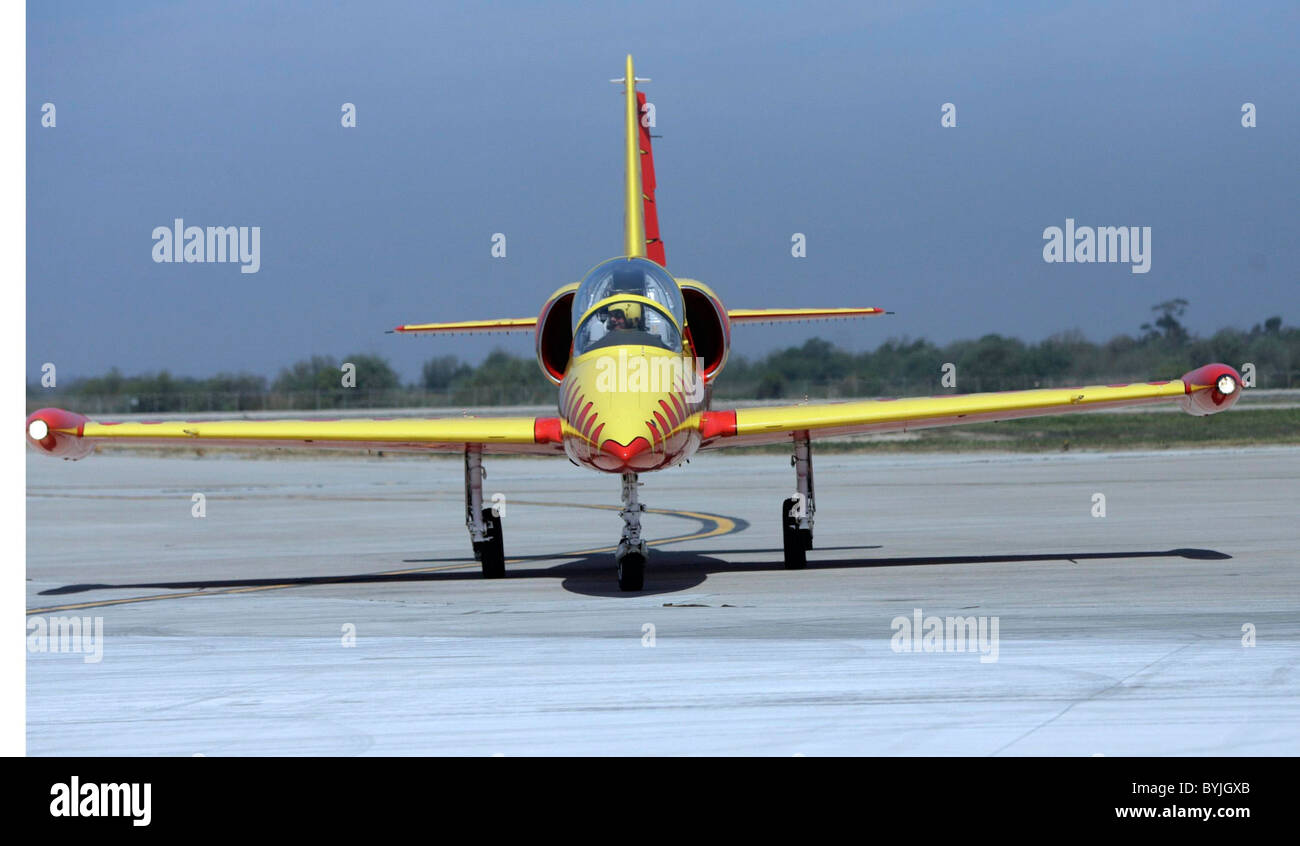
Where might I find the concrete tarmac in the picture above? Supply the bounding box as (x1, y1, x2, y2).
(25, 447, 1300, 755)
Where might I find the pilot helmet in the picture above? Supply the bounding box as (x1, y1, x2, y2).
(608, 301, 643, 328)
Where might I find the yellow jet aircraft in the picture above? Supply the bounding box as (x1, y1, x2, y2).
(27, 56, 1243, 590)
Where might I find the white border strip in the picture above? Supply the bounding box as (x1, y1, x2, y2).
(6, 1, 28, 757)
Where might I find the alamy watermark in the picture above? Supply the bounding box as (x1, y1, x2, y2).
(50, 777, 150, 826)
(28, 615, 104, 663)
(891, 608, 999, 663)
(593, 351, 706, 402)
(1043, 218, 1150, 274)
(152, 218, 260, 273)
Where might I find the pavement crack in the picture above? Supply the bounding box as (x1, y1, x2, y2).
(989, 641, 1196, 756)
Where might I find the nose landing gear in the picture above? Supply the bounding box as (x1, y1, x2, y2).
(616, 471, 647, 591)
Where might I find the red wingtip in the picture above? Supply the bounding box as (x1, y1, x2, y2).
(25, 408, 93, 458)
(1179, 363, 1243, 416)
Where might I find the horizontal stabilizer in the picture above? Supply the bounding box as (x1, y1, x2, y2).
(728, 307, 887, 325)
(391, 317, 537, 335)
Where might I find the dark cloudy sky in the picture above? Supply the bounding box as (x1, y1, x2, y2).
(27, 0, 1299, 384)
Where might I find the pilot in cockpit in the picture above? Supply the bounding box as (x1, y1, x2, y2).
(572, 258, 684, 352)
(605, 302, 643, 332)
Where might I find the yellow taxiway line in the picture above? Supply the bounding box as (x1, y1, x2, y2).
(26, 499, 740, 615)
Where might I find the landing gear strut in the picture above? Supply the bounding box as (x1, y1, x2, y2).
(616, 472, 647, 591)
(782, 433, 814, 569)
(465, 446, 504, 578)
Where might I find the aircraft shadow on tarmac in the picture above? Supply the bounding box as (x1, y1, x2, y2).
(39, 546, 1231, 600)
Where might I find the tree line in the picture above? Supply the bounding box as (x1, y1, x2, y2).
(28, 303, 1297, 413)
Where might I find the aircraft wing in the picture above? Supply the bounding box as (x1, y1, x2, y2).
(390, 317, 537, 335)
(25, 408, 567, 459)
(697, 364, 1242, 449)
(728, 307, 887, 325)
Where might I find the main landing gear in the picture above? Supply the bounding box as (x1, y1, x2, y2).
(616, 472, 647, 591)
(782, 433, 815, 569)
(465, 446, 504, 578)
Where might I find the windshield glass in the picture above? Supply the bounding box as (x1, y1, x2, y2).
(573, 299, 682, 355)
(572, 258, 684, 330)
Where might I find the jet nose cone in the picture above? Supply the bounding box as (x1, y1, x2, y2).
(597, 436, 654, 471)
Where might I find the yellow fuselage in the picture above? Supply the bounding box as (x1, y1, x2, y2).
(559, 344, 707, 473)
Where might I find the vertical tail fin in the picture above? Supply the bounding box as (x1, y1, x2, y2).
(638, 90, 665, 266)
(613, 54, 647, 259)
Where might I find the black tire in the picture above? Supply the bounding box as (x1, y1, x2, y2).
(782, 497, 807, 570)
(479, 508, 505, 578)
(617, 552, 646, 591)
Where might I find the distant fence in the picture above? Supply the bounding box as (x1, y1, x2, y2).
(28, 368, 1299, 415)
(713, 369, 1299, 400)
(26, 387, 554, 415)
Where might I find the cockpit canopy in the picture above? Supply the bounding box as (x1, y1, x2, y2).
(572, 258, 684, 330)
(571, 258, 685, 356)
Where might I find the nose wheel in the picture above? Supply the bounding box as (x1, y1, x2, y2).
(478, 507, 505, 578)
(616, 548, 646, 591)
(782, 497, 810, 569)
(616, 472, 648, 591)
